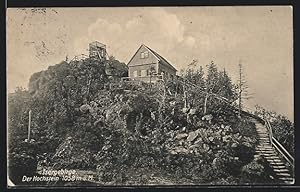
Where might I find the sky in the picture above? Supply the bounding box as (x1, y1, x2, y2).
(7, 7, 293, 121)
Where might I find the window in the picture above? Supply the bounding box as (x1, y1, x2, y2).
(140, 51, 149, 59)
(138, 70, 141, 76)
(133, 71, 138, 77)
(144, 51, 149, 58)
(141, 70, 147, 77)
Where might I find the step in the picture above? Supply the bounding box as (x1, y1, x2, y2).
(270, 160, 285, 164)
(256, 143, 273, 149)
(259, 143, 271, 146)
(273, 168, 290, 172)
(270, 162, 285, 166)
(278, 177, 295, 184)
(279, 178, 294, 183)
(258, 143, 271, 146)
(283, 181, 294, 184)
(257, 143, 272, 145)
(259, 140, 270, 142)
(258, 138, 270, 141)
(272, 165, 286, 169)
(267, 160, 283, 164)
(267, 159, 282, 162)
(262, 154, 278, 158)
(264, 155, 280, 158)
(259, 139, 270, 141)
(265, 158, 282, 162)
(279, 177, 294, 181)
(256, 149, 274, 152)
(256, 146, 273, 148)
(256, 151, 275, 154)
(256, 145, 273, 148)
(256, 147, 274, 151)
(259, 140, 271, 142)
(265, 157, 281, 161)
(276, 172, 291, 177)
(259, 138, 270, 140)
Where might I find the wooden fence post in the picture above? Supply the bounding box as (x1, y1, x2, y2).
(28, 110, 32, 140)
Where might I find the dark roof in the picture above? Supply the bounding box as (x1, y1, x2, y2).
(145, 45, 177, 72)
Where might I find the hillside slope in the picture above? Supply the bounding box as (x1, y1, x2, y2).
(8, 58, 279, 185)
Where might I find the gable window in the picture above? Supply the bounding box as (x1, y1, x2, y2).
(144, 51, 149, 58)
(140, 51, 149, 59)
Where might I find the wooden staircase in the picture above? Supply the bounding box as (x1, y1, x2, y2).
(254, 122, 294, 184)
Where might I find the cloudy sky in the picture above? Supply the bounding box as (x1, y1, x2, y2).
(7, 7, 293, 120)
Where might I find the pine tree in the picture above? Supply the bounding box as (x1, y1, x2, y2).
(217, 68, 235, 101)
(203, 60, 219, 114)
(206, 60, 219, 93)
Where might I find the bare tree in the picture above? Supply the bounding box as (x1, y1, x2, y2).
(237, 62, 252, 118)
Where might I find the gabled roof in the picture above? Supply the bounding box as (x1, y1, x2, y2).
(127, 44, 177, 71)
(144, 45, 177, 72)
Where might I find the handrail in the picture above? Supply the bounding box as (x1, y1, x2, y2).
(272, 136, 294, 167)
(239, 109, 294, 169)
(264, 119, 294, 168)
(264, 119, 273, 146)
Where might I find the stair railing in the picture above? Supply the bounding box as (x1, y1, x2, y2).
(263, 119, 294, 169)
(239, 108, 294, 169)
(264, 119, 273, 146)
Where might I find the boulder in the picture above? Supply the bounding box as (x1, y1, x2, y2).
(175, 133, 188, 140)
(203, 144, 209, 151)
(187, 131, 198, 142)
(212, 158, 218, 166)
(178, 139, 185, 145)
(208, 136, 214, 142)
(194, 137, 203, 145)
(202, 114, 213, 121)
(189, 144, 198, 149)
(173, 147, 189, 154)
(231, 143, 238, 148)
(90, 101, 98, 108)
(189, 108, 197, 115)
(169, 100, 176, 106)
(150, 111, 156, 120)
(80, 104, 91, 113)
(182, 107, 189, 113)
